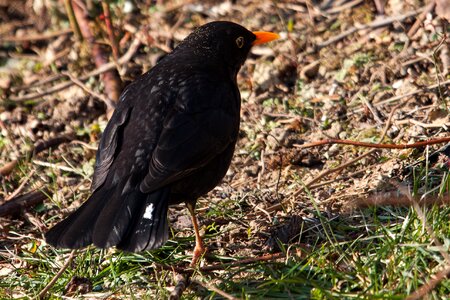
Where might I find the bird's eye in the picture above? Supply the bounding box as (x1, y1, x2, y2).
(235, 36, 244, 48)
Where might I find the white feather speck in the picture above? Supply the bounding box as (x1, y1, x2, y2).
(143, 203, 154, 220)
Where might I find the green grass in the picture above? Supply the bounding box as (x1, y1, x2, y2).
(1, 197, 449, 299)
(5, 155, 449, 299)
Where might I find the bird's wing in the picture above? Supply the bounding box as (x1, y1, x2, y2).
(91, 104, 132, 191)
(140, 85, 239, 193)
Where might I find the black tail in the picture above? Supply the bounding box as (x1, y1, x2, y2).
(45, 179, 170, 252)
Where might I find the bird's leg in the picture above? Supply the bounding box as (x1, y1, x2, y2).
(186, 202, 206, 267)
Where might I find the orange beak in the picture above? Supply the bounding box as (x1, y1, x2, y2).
(252, 31, 280, 45)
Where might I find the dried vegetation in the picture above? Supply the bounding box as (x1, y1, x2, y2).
(0, 0, 449, 299)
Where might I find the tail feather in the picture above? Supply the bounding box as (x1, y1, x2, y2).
(92, 176, 141, 248)
(45, 179, 170, 252)
(117, 188, 170, 252)
(45, 189, 111, 249)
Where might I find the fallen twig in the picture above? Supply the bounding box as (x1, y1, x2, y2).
(441, 43, 449, 76)
(9, 37, 141, 102)
(351, 183, 450, 298)
(200, 252, 286, 272)
(294, 136, 450, 150)
(406, 265, 450, 300)
(169, 274, 188, 300)
(391, 181, 450, 299)
(407, 0, 436, 38)
(308, 169, 367, 189)
(123, 23, 172, 53)
(350, 79, 450, 114)
(101, 0, 120, 60)
(37, 250, 77, 299)
(0, 189, 49, 217)
(0, 160, 18, 177)
(298, 149, 377, 195)
(163, 253, 284, 299)
(156, 252, 286, 274)
(10, 74, 65, 93)
(72, 0, 122, 111)
(4, 170, 36, 202)
(317, 9, 423, 49)
(394, 182, 450, 263)
(286, 99, 408, 203)
(373, 0, 385, 15)
(0, 28, 72, 43)
(325, 0, 364, 14)
(361, 96, 383, 125)
(34, 133, 75, 155)
(0, 133, 75, 177)
(62, 71, 115, 110)
(395, 118, 450, 128)
(349, 191, 450, 208)
(191, 279, 239, 300)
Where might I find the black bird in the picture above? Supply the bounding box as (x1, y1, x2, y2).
(45, 21, 279, 265)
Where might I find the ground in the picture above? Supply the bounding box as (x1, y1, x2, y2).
(0, 0, 449, 299)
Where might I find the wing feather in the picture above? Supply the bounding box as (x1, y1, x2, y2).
(91, 106, 132, 191)
(140, 86, 239, 193)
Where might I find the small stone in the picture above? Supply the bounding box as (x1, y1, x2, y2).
(0, 111, 11, 122)
(328, 144, 340, 156)
(29, 119, 40, 129)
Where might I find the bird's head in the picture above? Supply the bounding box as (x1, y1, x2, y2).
(175, 21, 279, 76)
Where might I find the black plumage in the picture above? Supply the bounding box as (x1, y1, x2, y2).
(45, 21, 278, 264)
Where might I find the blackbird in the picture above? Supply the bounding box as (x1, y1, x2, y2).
(45, 21, 279, 265)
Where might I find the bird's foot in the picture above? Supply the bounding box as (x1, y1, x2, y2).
(190, 244, 207, 267)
